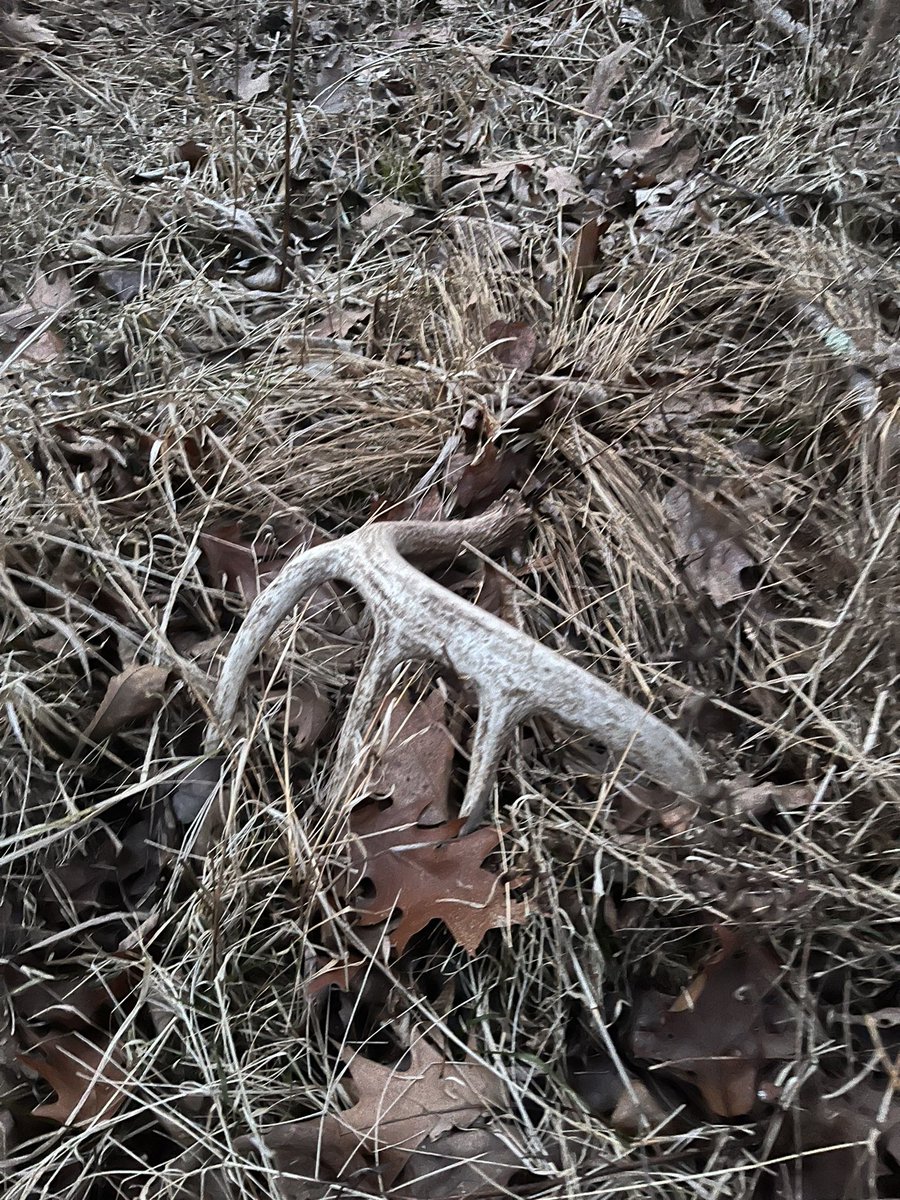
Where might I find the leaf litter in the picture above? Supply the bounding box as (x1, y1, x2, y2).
(3, 1, 899, 1197)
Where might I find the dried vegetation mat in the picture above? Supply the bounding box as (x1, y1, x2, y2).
(2, 0, 900, 1197)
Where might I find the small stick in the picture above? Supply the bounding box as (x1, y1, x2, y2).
(279, 0, 301, 291)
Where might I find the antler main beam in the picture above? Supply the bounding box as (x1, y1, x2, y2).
(207, 502, 705, 830)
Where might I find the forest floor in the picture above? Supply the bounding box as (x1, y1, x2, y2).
(1, 1, 899, 1198)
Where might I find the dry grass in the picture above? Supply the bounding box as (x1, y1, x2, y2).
(2, 0, 899, 1197)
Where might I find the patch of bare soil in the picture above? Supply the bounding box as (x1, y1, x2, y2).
(1, 1, 898, 1197)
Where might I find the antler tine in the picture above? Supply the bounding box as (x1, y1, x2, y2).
(210, 539, 346, 735)
(208, 504, 705, 827)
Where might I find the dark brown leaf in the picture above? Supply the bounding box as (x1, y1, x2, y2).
(97, 266, 156, 302)
(453, 443, 531, 513)
(85, 664, 170, 740)
(199, 520, 328, 605)
(571, 215, 600, 282)
(768, 1075, 899, 1200)
(283, 684, 332, 753)
(169, 757, 223, 824)
(2, 967, 134, 1032)
(392, 1125, 524, 1198)
(199, 522, 263, 598)
(630, 927, 798, 1117)
(176, 139, 209, 170)
(484, 319, 537, 371)
(234, 1115, 373, 1196)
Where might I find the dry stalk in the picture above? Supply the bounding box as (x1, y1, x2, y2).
(208, 503, 705, 829)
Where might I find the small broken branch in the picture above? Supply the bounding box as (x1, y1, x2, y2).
(207, 502, 705, 829)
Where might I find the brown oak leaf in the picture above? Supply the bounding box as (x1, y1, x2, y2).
(664, 482, 756, 607)
(350, 812, 527, 955)
(340, 1036, 507, 1183)
(233, 1036, 508, 1192)
(392, 1124, 525, 1198)
(3, 966, 135, 1032)
(453, 443, 532, 514)
(19, 1031, 128, 1126)
(368, 689, 455, 825)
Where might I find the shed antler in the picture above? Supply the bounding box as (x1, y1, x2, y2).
(208, 502, 705, 830)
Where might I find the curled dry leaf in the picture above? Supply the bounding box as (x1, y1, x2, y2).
(85, 663, 170, 740)
(283, 683, 331, 753)
(664, 482, 756, 607)
(243, 262, 283, 292)
(19, 1032, 128, 1126)
(630, 927, 797, 1117)
(723, 778, 816, 818)
(582, 43, 632, 117)
(0, 10, 61, 47)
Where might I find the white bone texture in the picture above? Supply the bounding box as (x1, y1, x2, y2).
(208, 501, 705, 830)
